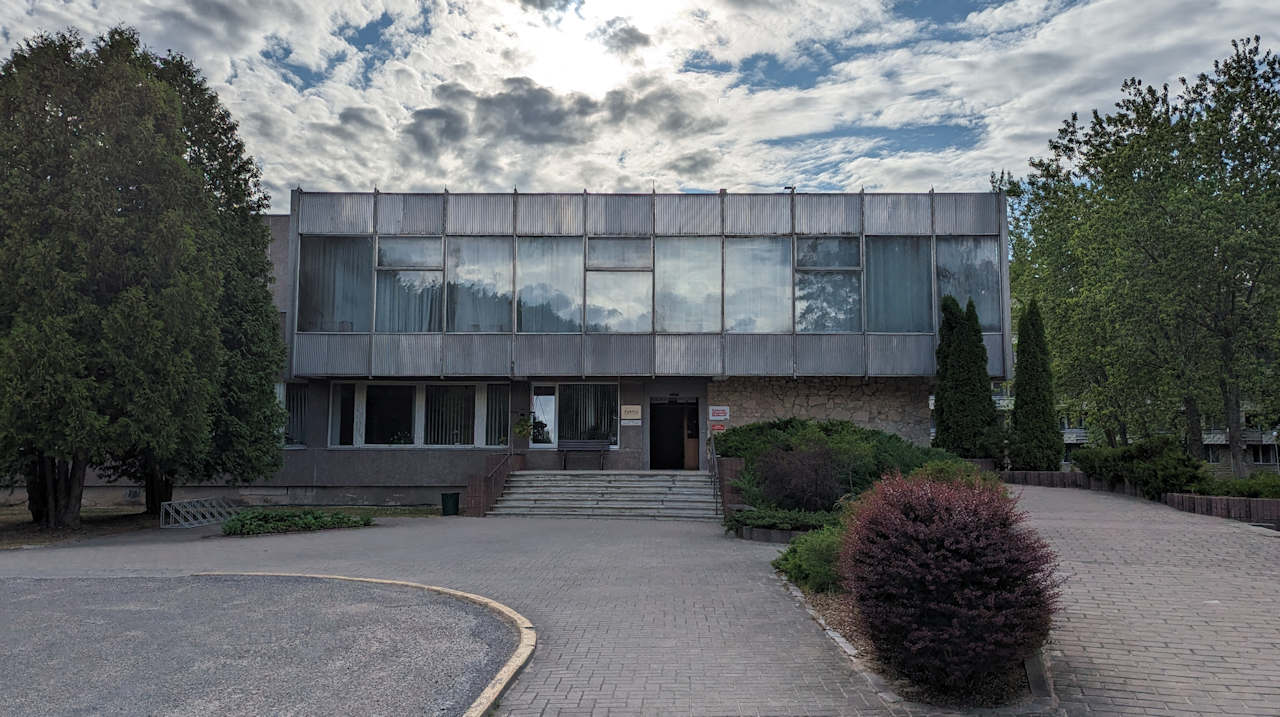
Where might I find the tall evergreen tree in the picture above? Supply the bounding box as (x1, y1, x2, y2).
(934, 297, 999, 458)
(1008, 300, 1063, 470)
(932, 296, 964, 451)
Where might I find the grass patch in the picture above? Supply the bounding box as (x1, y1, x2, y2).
(222, 508, 373, 536)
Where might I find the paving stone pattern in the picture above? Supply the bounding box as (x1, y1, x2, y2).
(1016, 487, 1280, 716)
(1, 487, 1277, 716)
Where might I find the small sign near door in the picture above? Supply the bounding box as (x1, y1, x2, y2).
(621, 419, 642, 426)
(620, 405, 642, 420)
(709, 405, 730, 421)
(711, 423, 727, 432)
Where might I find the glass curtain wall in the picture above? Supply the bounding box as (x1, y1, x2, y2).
(725, 237, 791, 332)
(795, 237, 861, 332)
(298, 236, 372, 332)
(447, 237, 513, 332)
(654, 237, 721, 332)
(517, 237, 583, 332)
(557, 384, 619, 444)
(586, 237, 652, 333)
(936, 236, 1001, 331)
(376, 237, 443, 332)
(424, 385, 475, 445)
(866, 236, 932, 332)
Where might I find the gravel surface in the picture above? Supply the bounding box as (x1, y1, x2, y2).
(0, 575, 517, 716)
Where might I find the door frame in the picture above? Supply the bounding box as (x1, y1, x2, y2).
(643, 379, 708, 470)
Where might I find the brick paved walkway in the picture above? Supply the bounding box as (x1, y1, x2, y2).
(1, 488, 1276, 716)
(1016, 486, 1280, 716)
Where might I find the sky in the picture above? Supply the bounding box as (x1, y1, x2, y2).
(3, 0, 1279, 208)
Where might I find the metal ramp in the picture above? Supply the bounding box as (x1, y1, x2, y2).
(159, 498, 241, 528)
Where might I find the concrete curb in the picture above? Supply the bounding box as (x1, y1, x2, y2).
(195, 572, 535, 717)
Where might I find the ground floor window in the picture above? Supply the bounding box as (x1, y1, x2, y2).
(1205, 445, 1223, 464)
(279, 383, 308, 446)
(328, 381, 508, 448)
(1250, 444, 1277, 465)
(530, 383, 619, 448)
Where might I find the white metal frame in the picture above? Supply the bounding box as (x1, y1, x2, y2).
(327, 380, 510, 449)
(528, 381, 622, 450)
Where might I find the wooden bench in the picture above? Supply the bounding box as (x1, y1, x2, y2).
(558, 439, 611, 469)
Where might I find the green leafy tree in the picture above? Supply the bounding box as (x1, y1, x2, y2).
(934, 297, 999, 458)
(1008, 300, 1063, 470)
(1008, 37, 1280, 475)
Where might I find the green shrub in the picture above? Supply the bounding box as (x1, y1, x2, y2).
(1191, 472, 1280, 498)
(717, 419, 959, 508)
(907, 460, 1002, 487)
(1072, 437, 1209, 499)
(222, 509, 373, 536)
(773, 525, 842, 593)
(723, 507, 841, 532)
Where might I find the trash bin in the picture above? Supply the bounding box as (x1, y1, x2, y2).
(441, 492, 460, 516)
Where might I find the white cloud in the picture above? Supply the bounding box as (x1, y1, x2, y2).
(3, 0, 1280, 206)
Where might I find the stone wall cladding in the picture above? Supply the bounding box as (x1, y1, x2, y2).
(706, 377, 933, 446)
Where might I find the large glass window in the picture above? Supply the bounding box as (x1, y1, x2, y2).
(796, 271, 862, 332)
(517, 237, 583, 332)
(330, 383, 356, 446)
(424, 385, 475, 445)
(587, 237, 651, 268)
(936, 236, 1001, 332)
(285, 384, 307, 446)
(866, 236, 932, 332)
(376, 271, 443, 332)
(531, 386, 556, 445)
(485, 384, 510, 446)
(795, 235, 861, 333)
(558, 384, 618, 445)
(378, 237, 442, 267)
(725, 237, 791, 333)
(447, 237, 513, 332)
(586, 272, 652, 332)
(365, 385, 415, 445)
(298, 236, 372, 332)
(654, 237, 721, 333)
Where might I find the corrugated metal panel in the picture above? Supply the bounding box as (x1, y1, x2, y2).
(446, 194, 514, 235)
(794, 335, 866, 375)
(514, 335, 582, 376)
(517, 194, 584, 235)
(371, 334, 442, 376)
(864, 194, 932, 235)
(724, 194, 790, 234)
(866, 334, 934, 375)
(934, 193, 1000, 235)
(299, 193, 374, 234)
(724, 334, 792, 375)
(655, 194, 720, 235)
(587, 194, 653, 235)
(293, 334, 370, 376)
(794, 194, 862, 234)
(654, 334, 721, 375)
(377, 194, 444, 234)
(983, 332, 1005, 378)
(443, 334, 511, 376)
(584, 334, 652, 375)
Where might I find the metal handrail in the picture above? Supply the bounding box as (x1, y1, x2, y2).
(706, 430, 722, 515)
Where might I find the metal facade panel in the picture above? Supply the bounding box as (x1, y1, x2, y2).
(794, 334, 866, 375)
(864, 194, 932, 235)
(654, 334, 721, 375)
(725, 194, 790, 234)
(587, 194, 653, 235)
(376, 194, 444, 234)
(299, 193, 374, 234)
(517, 194, 584, 235)
(655, 194, 720, 235)
(583, 334, 653, 375)
(794, 194, 862, 234)
(934, 193, 1000, 235)
(724, 334, 792, 375)
(293, 334, 370, 376)
(866, 334, 935, 375)
(446, 194, 514, 235)
(983, 333, 1005, 378)
(442, 334, 511, 376)
(371, 334, 442, 376)
(514, 334, 582, 376)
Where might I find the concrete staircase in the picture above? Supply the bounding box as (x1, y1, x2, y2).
(488, 470, 721, 521)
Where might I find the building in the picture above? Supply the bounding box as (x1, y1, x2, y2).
(252, 189, 1011, 506)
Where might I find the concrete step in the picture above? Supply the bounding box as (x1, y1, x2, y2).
(487, 506, 720, 520)
(493, 497, 718, 509)
(500, 485, 714, 496)
(487, 511, 721, 522)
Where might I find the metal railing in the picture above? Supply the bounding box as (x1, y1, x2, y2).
(159, 498, 241, 528)
(467, 450, 522, 516)
(706, 431, 723, 516)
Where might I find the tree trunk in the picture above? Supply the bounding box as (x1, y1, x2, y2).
(1222, 380, 1246, 478)
(53, 456, 86, 529)
(26, 469, 47, 525)
(1183, 395, 1204, 460)
(44, 456, 55, 529)
(144, 466, 173, 515)
(1104, 427, 1117, 449)
(1118, 421, 1130, 446)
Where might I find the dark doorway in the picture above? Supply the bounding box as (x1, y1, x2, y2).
(650, 400, 699, 470)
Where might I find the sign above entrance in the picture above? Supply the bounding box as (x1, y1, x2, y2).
(620, 405, 642, 420)
(709, 405, 730, 421)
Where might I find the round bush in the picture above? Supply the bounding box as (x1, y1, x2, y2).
(839, 475, 1059, 697)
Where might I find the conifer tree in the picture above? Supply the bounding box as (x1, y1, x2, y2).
(1009, 300, 1063, 470)
(934, 297, 999, 458)
(932, 296, 964, 450)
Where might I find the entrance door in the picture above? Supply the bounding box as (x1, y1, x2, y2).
(650, 400, 700, 470)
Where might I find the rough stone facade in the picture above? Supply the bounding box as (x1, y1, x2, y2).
(706, 376, 933, 445)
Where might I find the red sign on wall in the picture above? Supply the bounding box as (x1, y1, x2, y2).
(711, 423, 727, 432)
